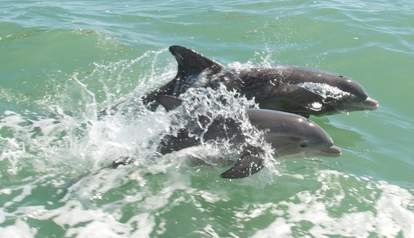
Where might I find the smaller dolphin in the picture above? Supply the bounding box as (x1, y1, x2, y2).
(136, 95, 341, 179)
(143, 46, 379, 117)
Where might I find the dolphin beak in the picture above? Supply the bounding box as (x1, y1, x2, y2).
(318, 145, 342, 157)
(362, 97, 379, 110)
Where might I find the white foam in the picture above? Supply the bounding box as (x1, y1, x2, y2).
(252, 218, 293, 238)
(195, 224, 220, 238)
(253, 170, 414, 238)
(0, 219, 37, 238)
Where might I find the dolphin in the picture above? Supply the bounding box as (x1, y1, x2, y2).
(141, 45, 379, 117)
(113, 95, 341, 179)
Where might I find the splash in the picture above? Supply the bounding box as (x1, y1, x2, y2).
(298, 82, 351, 100)
(0, 49, 175, 177)
(165, 85, 276, 170)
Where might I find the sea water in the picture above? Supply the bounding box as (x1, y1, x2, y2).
(1, 1, 413, 237)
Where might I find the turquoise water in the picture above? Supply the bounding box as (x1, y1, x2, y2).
(1, 1, 413, 237)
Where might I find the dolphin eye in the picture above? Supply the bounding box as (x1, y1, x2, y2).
(300, 142, 307, 148)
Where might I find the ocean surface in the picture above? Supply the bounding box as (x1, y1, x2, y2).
(1, 1, 413, 237)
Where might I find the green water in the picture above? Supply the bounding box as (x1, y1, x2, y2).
(1, 1, 413, 237)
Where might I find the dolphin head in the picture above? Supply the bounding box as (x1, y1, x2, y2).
(254, 66, 379, 116)
(328, 76, 379, 112)
(291, 69, 379, 115)
(247, 109, 341, 157)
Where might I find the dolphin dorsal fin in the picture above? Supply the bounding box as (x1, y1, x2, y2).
(169, 45, 223, 79)
(157, 95, 183, 111)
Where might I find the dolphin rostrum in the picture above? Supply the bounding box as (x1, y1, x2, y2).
(141, 45, 379, 117)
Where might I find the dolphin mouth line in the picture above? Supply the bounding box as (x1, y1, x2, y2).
(363, 97, 379, 110)
(318, 145, 342, 157)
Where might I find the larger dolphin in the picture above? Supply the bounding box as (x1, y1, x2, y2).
(113, 95, 341, 179)
(142, 45, 379, 117)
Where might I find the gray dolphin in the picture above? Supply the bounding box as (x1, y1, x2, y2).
(142, 45, 379, 117)
(136, 95, 341, 179)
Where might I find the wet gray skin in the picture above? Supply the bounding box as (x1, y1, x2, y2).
(138, 95, 341, 179)
(138, 46, 379, 118)
(241, 66, 379, 116)
(246, 109, 341, 157)
(159, 109, 341, 158)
